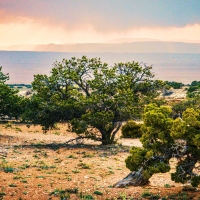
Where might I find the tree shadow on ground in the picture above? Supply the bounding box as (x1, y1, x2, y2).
(0, 134, 130, 156)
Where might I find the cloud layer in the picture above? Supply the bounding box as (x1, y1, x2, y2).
(1, 0, 200, 45)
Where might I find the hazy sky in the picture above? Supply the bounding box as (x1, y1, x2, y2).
(1, 0, 200, 45)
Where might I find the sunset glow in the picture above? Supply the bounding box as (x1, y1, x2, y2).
(1, 21, 200, 46)
(1, 0, 200, 47)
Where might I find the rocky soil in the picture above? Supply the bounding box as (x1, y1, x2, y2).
(0, 123, 199, 199)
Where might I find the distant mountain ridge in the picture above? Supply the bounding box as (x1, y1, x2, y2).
(107, 38, 160, 43)
(1, 41, 200, 53)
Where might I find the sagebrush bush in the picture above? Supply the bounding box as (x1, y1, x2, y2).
(121, 120, 142, 138)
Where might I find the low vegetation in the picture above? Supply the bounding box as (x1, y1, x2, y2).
(165, 81, 184, 89)
(121, 120, 142, 138)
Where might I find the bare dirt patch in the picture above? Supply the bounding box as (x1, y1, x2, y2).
(0, 123, 199, 199)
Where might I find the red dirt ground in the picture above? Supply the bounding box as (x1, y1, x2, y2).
(0, 123, 200, 199)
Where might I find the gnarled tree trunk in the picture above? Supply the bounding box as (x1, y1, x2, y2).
(113, 168, 149, 188)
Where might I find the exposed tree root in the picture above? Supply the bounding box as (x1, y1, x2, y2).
(113, 168, 148, 188)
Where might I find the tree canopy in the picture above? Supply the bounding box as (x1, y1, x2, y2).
(25, 56, 163, 144)
(187, 81, 200, 98)
(165, 81, 184, 89)
(0, 66, 25, 120)
(115, 103, 200, 188)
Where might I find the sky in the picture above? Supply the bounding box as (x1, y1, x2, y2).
(1, 0, 200, 46)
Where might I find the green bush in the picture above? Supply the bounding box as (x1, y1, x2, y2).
(165, 81, 184, 89)
(121, 120, 142, 138)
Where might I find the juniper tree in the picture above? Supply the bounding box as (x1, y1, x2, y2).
(114, 103, 200, 187)
(27, 56, 163, 144)
(0, 66, 24, 120)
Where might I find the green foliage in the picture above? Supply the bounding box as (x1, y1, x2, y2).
(0, 159, 14, 173)
(0, 66, 9, 83)
(141, 190, 151, 198)
(78, 162, 91, 169)
(171, 100, 191, 118)
(171, 108, 200, 147)
(121, 120, 142, 138)
(187, 80, 200, 98)
(26, 56, 163, 144)
(141, 103, 173, 149)
(125, 147, 147, 171)
(165, 81, 184, 89)
(93, 190, 103, 195)
(0, 66, 25, 120)
(171, 95, 200, 119)
(0, 192, 6, 198)
(22, 95, 75, 131)
(125, 104, 186, 184)
(164, 183, 171, 188)
(170, 108, 200, 187)
(191, 176, 200, 187)
(125, 103, 200, 187)
(49, 188, 79, 199)
(141, 190, 160, 199)
(8, 183, 17, 187)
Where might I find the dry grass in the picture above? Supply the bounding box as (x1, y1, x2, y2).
(0, 123, 199, 200)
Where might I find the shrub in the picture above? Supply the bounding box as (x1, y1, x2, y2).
(5, 122, 13, 128)
(0, 160, 14, 173)
(165, 81, 184, 89)
(121, 120, 142, 138)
